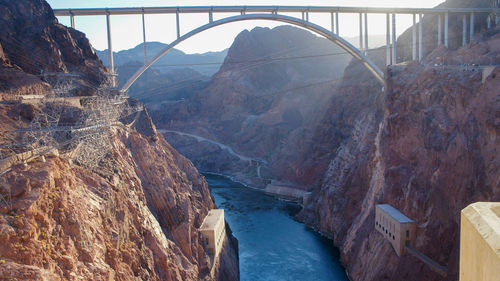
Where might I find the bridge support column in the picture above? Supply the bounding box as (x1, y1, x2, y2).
(462, 14, 467, 46)
(412, 14, 417, 60)
(392, 13, 396, 64)
(419, 14, 423, 61)
(142, 11, 147, 65)
(470, 12, 474, 40)
(209, 9, 213, 23)
(444, 12, 449, 48)
(176, 9, 180, 39)
(330, 12, 334, 33)
(359, 13, 363, 52)
(364, 13, 368, 55)
(70, 13, 75, 29)
(438, 14, 442, 46)
(106, 11, 115, 87)
(335, 12, 339, 35)
(386, 13, 391, 65)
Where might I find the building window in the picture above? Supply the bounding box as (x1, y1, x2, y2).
(406, 230, 410, 238)
(393, 235, 395, 240)
(376, 222, 378, 226)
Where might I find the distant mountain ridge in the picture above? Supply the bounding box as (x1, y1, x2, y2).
(95, 42, 228, 76)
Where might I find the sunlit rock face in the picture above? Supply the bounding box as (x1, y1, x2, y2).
(150, 25, 352, 189)
(298, 6, 500, 281)
(0, 126, 239, 281)
(0, 0, 108, 95)
(0, 1, 239, 280)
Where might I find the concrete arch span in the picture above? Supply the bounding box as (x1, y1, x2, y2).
(121, 13, 385, 92)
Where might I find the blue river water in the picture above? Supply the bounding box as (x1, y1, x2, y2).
(204, 174, 349, 281)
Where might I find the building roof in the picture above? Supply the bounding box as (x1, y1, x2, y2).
(377, 204, 415, 223)
(200, 209, 224, 231)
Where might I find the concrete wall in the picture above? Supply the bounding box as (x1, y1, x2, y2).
(459, 202, 500, 281)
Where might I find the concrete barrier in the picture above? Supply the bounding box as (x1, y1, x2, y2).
(460, 202, 500, 281)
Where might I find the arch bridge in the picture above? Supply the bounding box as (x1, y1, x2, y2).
(54, 6, 500, 91)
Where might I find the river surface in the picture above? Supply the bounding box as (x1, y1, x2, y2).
(204, 174, 349, 281)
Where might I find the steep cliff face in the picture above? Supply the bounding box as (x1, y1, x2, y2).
(299, 24, 499, 281)
(0, 127, 239, 281)
(151, 25, 352, 189)
(0, 0, 107, 94)
(0, 1, 239, 280)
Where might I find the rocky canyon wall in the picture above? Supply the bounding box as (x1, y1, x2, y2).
(0, 1, 239, 280)
(298, 11, 500, 281)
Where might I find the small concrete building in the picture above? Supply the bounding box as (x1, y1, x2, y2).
(459, 202, 500, 281)
(199, 209, 226, 258)
(375, 204, 416, 256)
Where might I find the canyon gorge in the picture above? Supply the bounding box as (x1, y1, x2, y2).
(125, 0, 499, 280)
(0, 0, 498, 280)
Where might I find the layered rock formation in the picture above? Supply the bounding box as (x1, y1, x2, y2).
(151, 25, 352, 190)
(0, 1, 239, 280)
(298, 3, 500, 280)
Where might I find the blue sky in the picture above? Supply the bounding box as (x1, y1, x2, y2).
(46, 0, 445, 53)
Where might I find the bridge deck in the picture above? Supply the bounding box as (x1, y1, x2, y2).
(54, 6, 499, 16)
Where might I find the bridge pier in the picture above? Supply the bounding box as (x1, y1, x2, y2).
(330, 12, 334, 33)
(70, 12, 75, 28)
(462, 14, 467, 46)
(438, 14, 442, 46)
(335, 12, 339, 35)
(419, 14, 423, 61)
(470, 12, 475, 40)
(176, 9, 180, 39)
(412, 14, 417, 60)
(364, 13, 368, 55)
(359, 13, 363, 52)
(445, 12, 449, 48)
(105, 10, 115, 87)
(392, 13, 396, 64)
(142, 11, 147, 65)
(386, 13, 391, 66)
